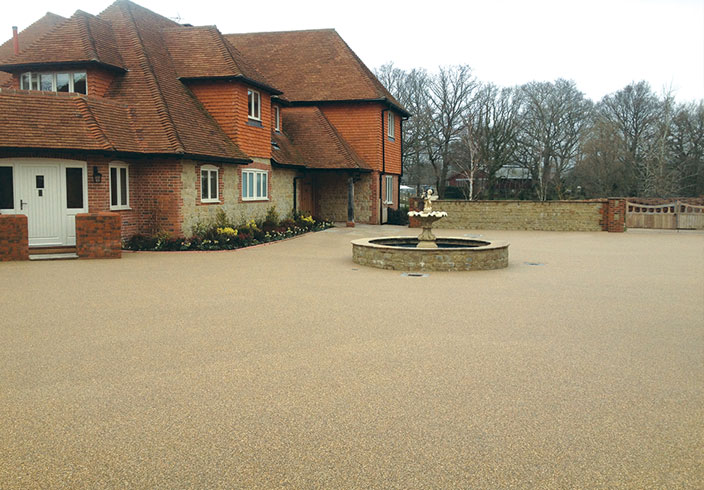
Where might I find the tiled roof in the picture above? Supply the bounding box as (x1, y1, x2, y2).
(0, 0, 402, 168)
(94, 0, 251, 161)
(275, 107, 370, 171)
(0, 13, 67, 87)
(0, 11, 126, 71)
(271, 131, 307, 168)
(0, 88, 137, 151)
(226, 29, 409, 116)
(162, 26, 280, 94)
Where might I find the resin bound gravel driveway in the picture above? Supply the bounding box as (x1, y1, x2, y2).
(1, 226, 703, 489)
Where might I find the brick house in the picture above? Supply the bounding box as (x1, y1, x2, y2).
(0, 0, 408, 250)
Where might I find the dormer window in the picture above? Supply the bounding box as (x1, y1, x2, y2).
(274, 106, 280, 132)
(248, 89, 261, 121)
(20, 71, 87, 94)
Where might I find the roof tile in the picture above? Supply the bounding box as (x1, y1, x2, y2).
(226, 29, 407, 114)
(0, 11, 125, 71)
(276, 107, 370, 171)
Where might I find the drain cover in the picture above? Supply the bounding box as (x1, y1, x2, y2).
(402, 272, 429, 277)
(524, 262, 545, 266)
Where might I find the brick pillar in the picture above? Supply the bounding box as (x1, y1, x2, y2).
(0, 215, 29, 261)
(76, 212, 122, 259)
(408, 197, 423, 228)
(605, 198, 626, 232)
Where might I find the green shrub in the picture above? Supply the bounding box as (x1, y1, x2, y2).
(124, 215, 333, 252)
(387, 205, 409, 225)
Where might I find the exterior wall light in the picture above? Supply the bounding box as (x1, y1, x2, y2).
(92, 166, 103, 184)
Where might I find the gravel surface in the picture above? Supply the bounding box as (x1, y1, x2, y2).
(1, 226, 702, 489)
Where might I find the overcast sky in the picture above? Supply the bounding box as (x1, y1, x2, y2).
(2, 0, 702, 103)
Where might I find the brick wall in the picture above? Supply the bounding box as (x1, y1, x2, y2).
(604, 198, 626, 232)
(75, 212, 121, 259)
(408, 199, 627, 232)
(0, 214, 29, 261)
(87, 157, 183, 239)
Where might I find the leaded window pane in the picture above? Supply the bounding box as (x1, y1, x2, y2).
(56, 73, 70, 92)
(210, 171, 217, 200)
(120, 167, 128, 205)
(40, 73, 53, 91)
(201, 171, 208, 199)
(73, 72, 87, 94)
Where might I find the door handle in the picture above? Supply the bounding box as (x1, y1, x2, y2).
(20, 199, 27, 210)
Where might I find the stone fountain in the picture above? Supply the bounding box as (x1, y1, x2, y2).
(407, 189, 447, 248)
(351, 188, 509, 271)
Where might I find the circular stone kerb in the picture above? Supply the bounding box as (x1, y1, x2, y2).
(351, 236, 509, 272)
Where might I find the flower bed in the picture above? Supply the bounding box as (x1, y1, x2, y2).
(124, 208, 333, 252)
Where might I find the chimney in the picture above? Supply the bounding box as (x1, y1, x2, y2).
(12, 26, 19, 55)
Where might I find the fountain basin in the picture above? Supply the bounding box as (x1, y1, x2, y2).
(352, 236, 509, 272)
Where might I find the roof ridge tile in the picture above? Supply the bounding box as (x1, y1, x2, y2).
(73, 96, 114, 150)
(121, 0, 184, 153)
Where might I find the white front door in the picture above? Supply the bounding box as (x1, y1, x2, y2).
(18, 164, 63, 246)
(2, 159, 88, 247)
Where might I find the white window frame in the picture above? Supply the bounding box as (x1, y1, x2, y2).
(241, 169, 268, 201)
(20, 71, 87, 94)
(109, 162, 130, 210)
(274, 106, 280, 132)
(248, 89, 261, 121)
(200, 165, 219, 203)
(387, 112, 395, 139)
(384, 175, 394, 204)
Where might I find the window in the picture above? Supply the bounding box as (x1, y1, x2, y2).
(0, 166, 13, 209)
(387, 112, 395, 139)
(384, 175, 394, 204)
(200, 165, 219, 203)
(20, 71, 87, 94)
(65, 167, 84, 209)
(248, 89, 261, 121)
(242, 169, 268, 200)
(274, 106, 280, 132)
(109, 163, 129, 209)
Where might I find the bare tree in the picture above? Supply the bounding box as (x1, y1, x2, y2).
(572, 118, 629, 197)
(517, 79, 590, 200)
(599, 81, 663, 196)
(471, 84, 522, 198)
(668, 101, 704, 197)
(375, 63, 435, 194)
(424, 65, 478, 197)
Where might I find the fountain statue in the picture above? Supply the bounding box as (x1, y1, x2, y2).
(407, 189, 447, 248)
